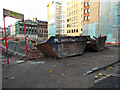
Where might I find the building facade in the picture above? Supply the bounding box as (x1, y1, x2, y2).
(82, 0, 120, 43)
(66, 0, 84, 36)
(14, 20, 38, 39)
(82, 0, 99, 38)
(33, 18, 48, 39)
(47, 1, 64, 38)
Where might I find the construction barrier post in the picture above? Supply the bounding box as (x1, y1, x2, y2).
(3, 15, 9, 65)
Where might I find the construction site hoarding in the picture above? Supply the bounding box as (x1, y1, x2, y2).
(37, 36, 89, 58)
(3, 8, 24, 20)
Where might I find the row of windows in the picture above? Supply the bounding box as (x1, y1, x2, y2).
(19, 30, 37, 34)
(67, 29, 79, 33)
(39, 30, 48, 33)
(84, 8, 90, 14)
(84, 16, 90, 20)
(67, 22, 79, 28)
(67, 16, 79, 22)
(67, 10, 78, 17)
(38, 23, 47, 26)
(84, 1, 90, 7)
(67, 3, 79, 11)
(20, 26, 37, 29)
(67, 0, 79, 5)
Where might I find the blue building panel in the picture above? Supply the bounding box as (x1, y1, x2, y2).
(82, 22, 98, 39)
(48, 24, 55, 38)
(83, 1, 119, 43)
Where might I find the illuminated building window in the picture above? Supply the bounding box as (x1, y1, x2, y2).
(85, 2, 87, 7)
(85, 9, 87, 14)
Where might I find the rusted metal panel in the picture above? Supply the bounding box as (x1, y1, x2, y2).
(37, 36, 88, 58)
(85, 36, 107, 51)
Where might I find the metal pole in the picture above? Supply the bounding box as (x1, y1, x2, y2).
(3, 15, 9, 65)
(22, 20, 28, 61)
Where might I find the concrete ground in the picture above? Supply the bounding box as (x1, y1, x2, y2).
(1, 46, 119, 88)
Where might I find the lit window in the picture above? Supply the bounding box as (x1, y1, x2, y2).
(88, 16, 90, 20)
(88, 1, 90, 6)
(81, 15, 83, 18)
(85, 2, 87, 7)
(88, 8, 90, 13)
(84, 16, 87, 20)
(85, 9, 87, 14)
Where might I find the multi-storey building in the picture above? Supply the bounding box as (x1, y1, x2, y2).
(33, 18, 48, 39)
(82, 0, 120, 43)
(10, 24, 15, 36)
(82, 0, 99, 37)
(66, 0, 84, 36)
(14, 20, 38, 39)
(61, 0, 67, 35)
(47, 1, 63, 38)
(0, 27, 9, 37)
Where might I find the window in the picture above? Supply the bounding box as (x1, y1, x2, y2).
(77, 10, 78, 14)
(88, 16, 90, 20)
(81, 29, 83, 31)
(84, 16, 87, 20)
(69, 30, 70, 33)
(67, 30, 69, 33)
(76, 16, 78, 19)
(76, 4, 78, 7)
(76, 22, 78, 26)
(74, 29, 75, 33)
(81, 8, 83, 11)
(72, 29, 73, 33)
(85, 9, 87, 14)
(67, 19, 69, 22)
(81, 15, 83, 18)
(76, 29, 78, 32)
(88, 1, 90, 6)
(85, 2, 87, 7)
(88, 8, 90, 13)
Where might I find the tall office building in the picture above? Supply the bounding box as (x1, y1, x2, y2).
(66, 0, 84, 36)
(47, 1, 63, 38)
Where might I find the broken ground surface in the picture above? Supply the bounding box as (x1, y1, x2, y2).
(2, 46, 119, 88)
